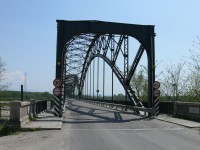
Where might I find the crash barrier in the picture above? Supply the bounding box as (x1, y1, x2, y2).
(78, 99, 154, 115)
(8, 100, 53, 128)
(78, 99, 200, 121)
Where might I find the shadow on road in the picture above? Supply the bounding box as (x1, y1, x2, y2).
(63, 100, 149, 124)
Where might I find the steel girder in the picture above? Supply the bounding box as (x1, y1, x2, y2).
(65, 75, 78, 97)
(65, 34, 143, 107)
(55, 20, 155, 116)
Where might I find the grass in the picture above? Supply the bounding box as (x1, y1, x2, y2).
(0, 124, 20, 137)
(0, 124, 41, 137)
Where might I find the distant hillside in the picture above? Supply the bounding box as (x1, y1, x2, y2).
(0, 91, 54, 101)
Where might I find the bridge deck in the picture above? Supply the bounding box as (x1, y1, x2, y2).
(0, 99, 199, 150)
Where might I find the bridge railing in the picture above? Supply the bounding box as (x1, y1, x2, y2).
(78, 99, 154, 115)
(7, 100, 53, 128)
(78, 99, 200, 121)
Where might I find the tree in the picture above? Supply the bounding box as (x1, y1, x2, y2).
(130, 68, 148, 100)
(0, 58, 8, 91)
(186, 36, 200, 99)
(161, 61, 186, 101)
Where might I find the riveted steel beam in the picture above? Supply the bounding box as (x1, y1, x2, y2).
(126, 45, 144, 85)
(55, 20, 155, 117)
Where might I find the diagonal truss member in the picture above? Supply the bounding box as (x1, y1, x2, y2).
(55, 20, 156, 117)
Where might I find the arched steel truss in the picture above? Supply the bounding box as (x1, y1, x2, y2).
(55, 20, 155, 117)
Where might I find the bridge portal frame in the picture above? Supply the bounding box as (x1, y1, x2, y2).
(55, 20, 155, 117)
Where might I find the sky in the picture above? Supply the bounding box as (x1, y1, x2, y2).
(0, 0, 200, 94)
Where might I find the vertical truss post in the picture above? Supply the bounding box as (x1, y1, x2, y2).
(87, 70, 89, 99)
(93, 58, 95, 99)
(111, 35, 114, 102)
(73, 81, 75, 98)
(90, 64, 91, 99)
(152, 33, 156, 116)
(63, 53, 66, 101)
(84, 78, 86, 99)
(124, 35, 129, 101)
(103, 60, 105, 101)
(54, 21, 65, 117)
(148, 33, 156, 117)
(97, 57, 99, 100)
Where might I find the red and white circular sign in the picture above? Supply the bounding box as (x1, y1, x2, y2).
(153, 90, 160, 97)
(153, 81, 160, 89)
(53, 78, 62, 87)
(53, 87, 62, 96)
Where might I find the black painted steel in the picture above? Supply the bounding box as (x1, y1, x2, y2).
(126, 45, 144, 85)
(55, 20, 155, 116)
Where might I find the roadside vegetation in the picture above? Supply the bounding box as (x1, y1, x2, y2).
(0, 91, 54, 101)
(0, 123, 20, 137)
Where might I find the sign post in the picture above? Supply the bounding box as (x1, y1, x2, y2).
(153, 81, 160, 116)
(53, 78, 62, 117)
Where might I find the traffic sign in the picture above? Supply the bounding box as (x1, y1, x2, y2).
(53, 78, 62, 87)
(153, 90, 160, 97)
(153, 81, 160, 89)
(53, 87, 62, 96)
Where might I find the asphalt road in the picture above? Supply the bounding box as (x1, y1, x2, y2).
(0, 99, 200, 150)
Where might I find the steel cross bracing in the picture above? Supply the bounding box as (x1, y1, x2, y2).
(64, 34, 95, 97)
(55, 20, 156, 117)
(64, 34, 144, 108)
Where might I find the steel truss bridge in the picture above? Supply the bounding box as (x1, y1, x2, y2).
(54, 20, 157, 117)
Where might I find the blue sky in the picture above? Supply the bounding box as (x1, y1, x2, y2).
(0, 0, 200, 93)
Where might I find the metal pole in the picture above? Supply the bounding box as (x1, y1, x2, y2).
(111, 36, 114, 102)
(93, 59, 95, 99)
(21, 85, 23, 102)
(63, 55, 66, 100)
(87, 70, 89, 99)
(112, 70, 113, 102)
(124, 36, 129, 101)
(103, 60, 105, 101)
(90, 63, 91, 99)
(148, 31, 156, 117)
(84, 79, 86, 99)
(97, 57, 99, 100)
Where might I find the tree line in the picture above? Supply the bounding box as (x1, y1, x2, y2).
(0, 91, 54, 101)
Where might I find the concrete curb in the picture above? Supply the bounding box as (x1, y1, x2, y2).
(156, 115, 200, 128)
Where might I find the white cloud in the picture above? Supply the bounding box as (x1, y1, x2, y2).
(5, 71, 24, 81)
(4, 71, 27, 90)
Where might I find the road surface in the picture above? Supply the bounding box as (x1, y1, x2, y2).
(0, 99, 199, 150)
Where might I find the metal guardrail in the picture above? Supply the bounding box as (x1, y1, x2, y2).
(20, 100, 48, 116)
(79, 99, 154, 115)
(36, 100, 48, 114)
